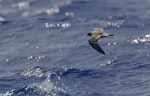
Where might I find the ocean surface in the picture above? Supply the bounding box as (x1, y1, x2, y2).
(0, 0, 150, 96)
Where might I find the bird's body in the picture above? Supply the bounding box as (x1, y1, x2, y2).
(87, 28, 113, 54)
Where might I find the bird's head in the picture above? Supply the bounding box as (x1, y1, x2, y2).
(87, 33, 92, 36)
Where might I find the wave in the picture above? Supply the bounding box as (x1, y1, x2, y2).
(0, 57, 149, 96)
(1, 64, 116, 96)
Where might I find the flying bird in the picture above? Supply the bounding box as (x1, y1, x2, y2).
(87, 28, 113, 54)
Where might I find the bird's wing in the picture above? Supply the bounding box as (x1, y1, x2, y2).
(88, 40, 105, 54)
(91, 30, 102, 41)
(93, 28, 104, 34)
(91, 35, 101, 42)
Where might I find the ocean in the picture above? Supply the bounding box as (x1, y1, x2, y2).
(0, 0, 150, 96)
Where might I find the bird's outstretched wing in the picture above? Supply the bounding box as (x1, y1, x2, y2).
(88, 40, 105, 54)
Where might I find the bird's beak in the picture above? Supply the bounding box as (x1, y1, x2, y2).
(102, 32, 113, 37)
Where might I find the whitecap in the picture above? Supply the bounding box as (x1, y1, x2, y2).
(0, 16, 6, 22)
(0, 91, 13, 96)
(28, 71, 69, 96)
(131, 34, 150, 44)
(105, 20, 124, 28)
(18, 1, 29, 10)
(20, 66, 45, 78)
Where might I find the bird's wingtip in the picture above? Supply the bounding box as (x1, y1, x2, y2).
(99, 51, 105, 55)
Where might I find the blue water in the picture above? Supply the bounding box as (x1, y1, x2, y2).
(0, 0, 150, 96)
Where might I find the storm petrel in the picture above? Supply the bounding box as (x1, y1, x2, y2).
(87, 28, 113, 54)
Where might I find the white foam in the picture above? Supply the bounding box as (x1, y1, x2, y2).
(18, 1, 29, 10)
(131, 34, 150, 44)
(30, 71, 68, 95)
(0, 91, 13, 96)
(0, 16, 6, 22)
(20, 67, 44, 78)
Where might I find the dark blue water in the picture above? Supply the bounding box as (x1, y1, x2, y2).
(0, 0, 150, 96)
